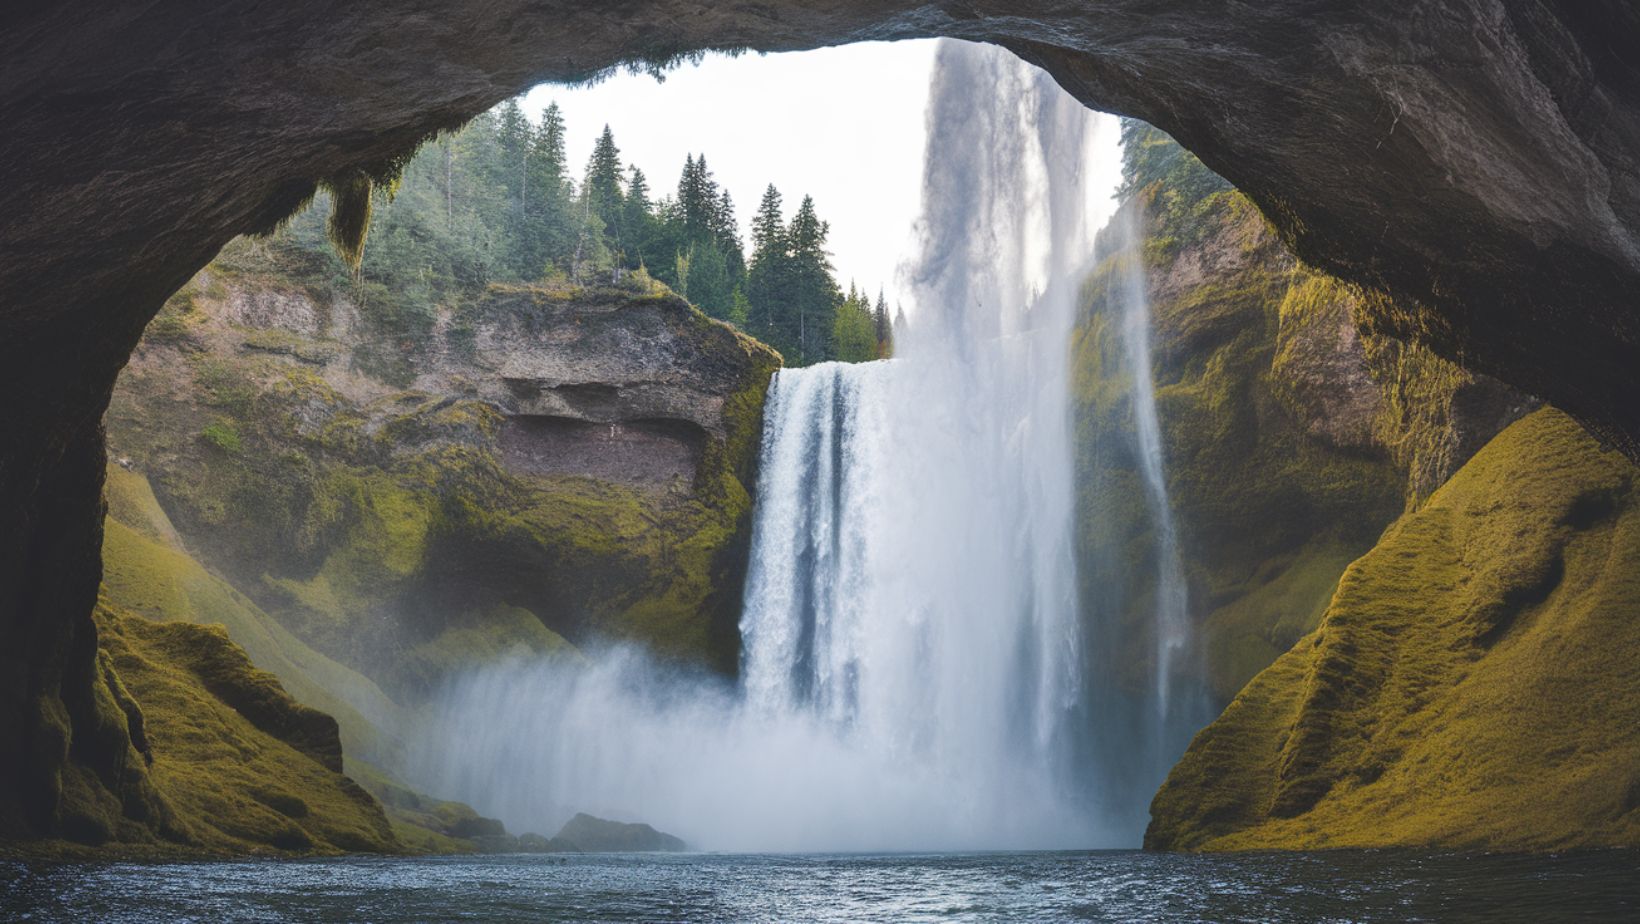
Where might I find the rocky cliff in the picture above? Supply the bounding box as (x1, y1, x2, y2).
(1075, 130, 1532, 705)
(1106, 133, 1640, 852)
(3, 226, 779, 850)
(103, 232, 779, 749)
(1147, 408, 1640, 851)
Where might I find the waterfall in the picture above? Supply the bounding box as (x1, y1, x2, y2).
(739, 38, 1117, 829)
(413, 42, 1143, 851)
(1115, 207, 1191, 723)
(1065, 187, 1212, 841)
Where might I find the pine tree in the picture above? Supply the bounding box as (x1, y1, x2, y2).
(746, 184, 788, 344)
(715, 187, 745, 284)
(728, 286, 751, 328)
(621, 165, 655, 271)
(684, 238, 731, 317)
(678, 154, 721, 244)
(874, 289, 893, 357)
(832, 284, 878, 363)
(529, 102, 574, 274)
(584, 125, 625, 257)
(750, 184, 785, 260)
(493, 99, 534, 277)
(786, 194, 839, 364)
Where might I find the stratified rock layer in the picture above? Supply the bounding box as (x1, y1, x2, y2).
(1146, 408, 1640, 851)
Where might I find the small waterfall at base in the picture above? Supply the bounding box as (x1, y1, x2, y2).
(411, 42, 1180, 851)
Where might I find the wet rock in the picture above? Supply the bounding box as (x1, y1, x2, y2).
(552, 813, 686, 853)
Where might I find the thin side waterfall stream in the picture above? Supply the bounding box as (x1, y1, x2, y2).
(1112, 204, 1209, 796)
(413, 41, 1181, 851)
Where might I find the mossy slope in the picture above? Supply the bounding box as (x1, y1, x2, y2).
(98, 465, 523, 855)
(101, 465, 404, 766)
(1147, 409, 1640, 850)
(83, 598, 398, 854)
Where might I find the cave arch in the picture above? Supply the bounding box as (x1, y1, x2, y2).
(2, 0, 1637, 840)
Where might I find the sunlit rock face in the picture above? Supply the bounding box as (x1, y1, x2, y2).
(104, 254, 777, 687)
(1146, 408, 1640, 853)
(1, 0, 1636, 843)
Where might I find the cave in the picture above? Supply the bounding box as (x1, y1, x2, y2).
(2, 0, 1637, 845)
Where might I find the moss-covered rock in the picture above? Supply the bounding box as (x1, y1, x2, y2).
(1077, 133, 1533, 704)
(95, 465, 523, 857)
(1076, 192, 1405, 702)
(92, 238, 778, 852)
(1146, 409, 1640, 851)
(106, 243, 779, 704)
(82, 598, 400, 854)
(102, 464, 405, 768)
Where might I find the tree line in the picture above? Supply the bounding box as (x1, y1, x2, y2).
(283, 98, 896, 365)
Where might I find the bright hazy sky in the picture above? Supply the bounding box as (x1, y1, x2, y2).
(522, 41, 940, 309)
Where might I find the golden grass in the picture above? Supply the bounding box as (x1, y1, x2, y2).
(1148, 409, 1640, 850)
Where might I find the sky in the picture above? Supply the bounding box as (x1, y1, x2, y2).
(521, 40, 940, 309)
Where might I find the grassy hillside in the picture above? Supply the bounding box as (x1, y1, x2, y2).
(1147, 409, 1640, 850)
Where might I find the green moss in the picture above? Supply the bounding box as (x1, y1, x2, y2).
(102, 465, 405, 767)
(201, 420, 243, 453)
(1074, 193, 1403, 698)
(1357, 295, 1497, 506)
(1199, 540, 1364, 701)
(1148, 409, 1640, 851)
(321, 172, 374, 272)
(93, 599, 401, 854)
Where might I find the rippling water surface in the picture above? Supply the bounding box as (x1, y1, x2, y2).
(4, 850, 1637, 922)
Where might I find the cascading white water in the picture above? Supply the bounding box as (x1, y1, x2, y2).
(741, 36, 1112, 795)
(413, 41, 1133, 850)
(1114, 207, 1191, 721)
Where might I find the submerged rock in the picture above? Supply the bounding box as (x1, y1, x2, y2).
(552, 813, 686, 853)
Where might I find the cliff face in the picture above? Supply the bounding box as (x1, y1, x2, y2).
(1075, 137, 1532, 705)
(106, 237, 779, 710)
(6, 233, 778, 850)
(1082, 133, 1640, 854)
(1147, 408, 1640, 851)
